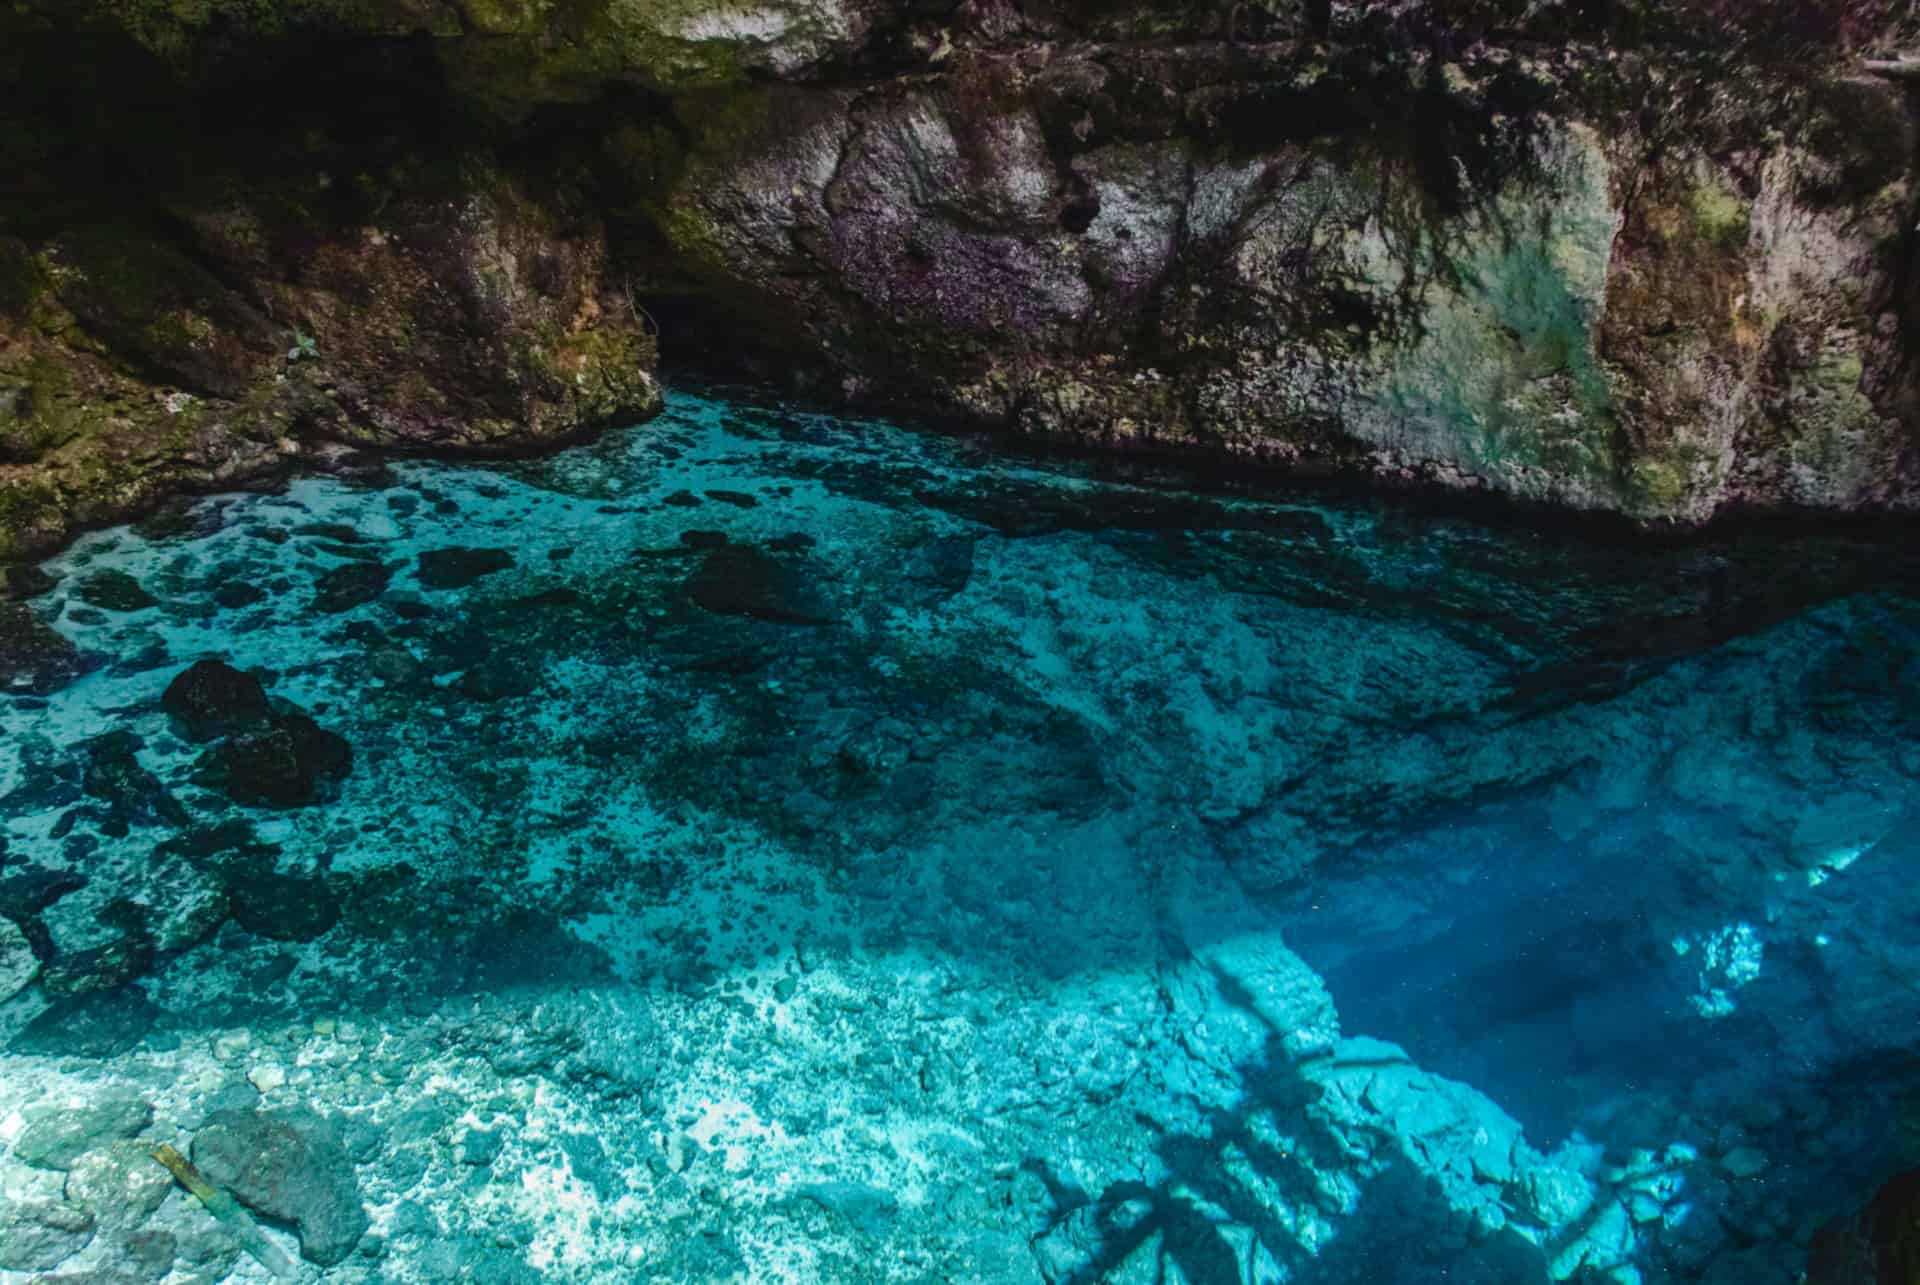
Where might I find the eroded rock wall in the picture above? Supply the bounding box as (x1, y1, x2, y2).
(2, 0, 1917, 549)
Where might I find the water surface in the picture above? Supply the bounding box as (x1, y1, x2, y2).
(1, 390, 1917, 1284)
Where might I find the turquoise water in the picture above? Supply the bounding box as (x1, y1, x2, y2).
(0, 389, 1917, 1283)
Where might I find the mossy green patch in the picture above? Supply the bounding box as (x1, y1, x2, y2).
(1689, 179, 1750, 252)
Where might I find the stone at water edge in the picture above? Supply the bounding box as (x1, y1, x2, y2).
(0, 912, 39, 1001)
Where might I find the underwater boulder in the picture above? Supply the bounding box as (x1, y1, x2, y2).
(162, 660, 274, 742)
(417, 546, 515, 590)
(686, 545, 834, 625)
(227, 872, 341, 942)
(81, 730, 187, 828)
(1808, 1166, 1920, 1285)
(0, 602, 94, 695)
(0, 1199, 95, 1271)
(39, 933, 156, 999)
(73, 569, 157, 613)
(191, 1106, 369, 1267)
(197, 716, 350, 808)
(10, 987, 160, 1058)
(12, 1094, 154, 1171)
(311, 561, 393, 614)
(0, 913, 39, 1002)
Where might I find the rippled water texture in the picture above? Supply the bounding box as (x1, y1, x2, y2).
(2, 391, 1919, 1284)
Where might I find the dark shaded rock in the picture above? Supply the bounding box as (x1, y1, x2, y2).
(293, 523, 362, 543)
(662, 490, 702, 507)
(705, 489, 759, 508)
(764, 532, 816, 553)
(1808, 1166, 1920, 1285)
(3, 564, 57, 599)
(0, 603, 93, 695)
(0, 1199, 94, 1271)
(10, 987, 160, 1057)
(162, 660, 273, 742)
(903, 534, 975, 600)
(197, 713, 350, 808)
(559, 1131, 620, 1198)
(81, 731, 186, 827)
(227, 872, 341, 942)
(459, 657, 538, 703)
(417, 547, 515, 590)
(686, 546, 834, 625)
(0, 866, 87, 917)
(131, 497, 229, 543)
(0, 914, 39, 1002)
(509, 586, 581, 610)
(312, 562, 391, 614)
(121, 1228, 178, 1277)
(40, 934, 155, 999)
(680, 529, 731, 550)
(460, 1129, 505, 1167)
(73, 570, 156, 613)
(213, 580, 267, 609)
(153, 819, 273, 864)
(14, 1095, 153, 1170)
(191, 1107, 369, 1267)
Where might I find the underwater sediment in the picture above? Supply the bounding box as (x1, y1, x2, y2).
(0, 391, 1917, 1283)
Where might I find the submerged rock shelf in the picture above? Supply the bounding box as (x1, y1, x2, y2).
(0, 390, 1917, 1284)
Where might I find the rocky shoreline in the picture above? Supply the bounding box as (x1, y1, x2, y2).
(2, 1, 1919, 558)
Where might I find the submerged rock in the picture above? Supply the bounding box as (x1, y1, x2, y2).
(0, 1199, 95, 1271)
(227, 872, 341, 942)
(0, 913, 39, 1001)
(81, 730, 186, 828)
(63, 1141, 174, 1228)
(312, 561, 393, 614)
(191, 1107, 369, 1267)
(73, 569, 156, 613)
(9, 988, 161, 1058)
(39, 933, 156, 999)
(13, 1094, 154, 1170)
(161, 659, 274, 741)
(418, 546, 515, 590)
(686, 545, 834, 625)
(0, 603, 92, 695)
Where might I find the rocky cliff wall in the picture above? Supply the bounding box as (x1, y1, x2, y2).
(2, 0, 1918, 554)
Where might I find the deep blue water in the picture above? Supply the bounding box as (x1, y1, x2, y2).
(0, 390, 1917, 1284)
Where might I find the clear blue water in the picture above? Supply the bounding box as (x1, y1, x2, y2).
(0, 390, 1916, 1284)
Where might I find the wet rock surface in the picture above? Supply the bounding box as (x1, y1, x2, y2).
(0, 391, 1915, 1283)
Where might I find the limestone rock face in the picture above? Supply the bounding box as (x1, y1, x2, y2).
(643, 13, 1920, 524)
(0, 0, 1916, 537)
